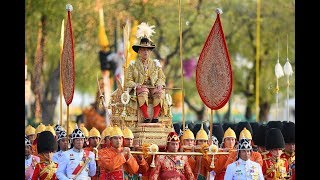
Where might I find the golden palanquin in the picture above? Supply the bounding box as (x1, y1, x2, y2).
(109, 82, 174, 147)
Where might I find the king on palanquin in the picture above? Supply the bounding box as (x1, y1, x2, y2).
(125, 22, 166, 124)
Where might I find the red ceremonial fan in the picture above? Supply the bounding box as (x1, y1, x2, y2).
(196, 8, 233, 110)
(61, 4, 75, 106)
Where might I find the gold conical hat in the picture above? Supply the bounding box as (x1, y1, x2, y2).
(89, 127, 101, 138)
(79, 124, 89, 138)
(110, 125, 123, 137)
(25, 125, 36, 136)
(35, 123, 46, 134)
(196, 124, 208, 141)
(223, 127, 236, 139)
(123, 127, 134, 139)
(182, 129, 195, 140)
(239, 127, 252, 140)
(45, 124, 56, 136)
(101, 126, 113, 139)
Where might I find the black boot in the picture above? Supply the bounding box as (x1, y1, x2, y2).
(151, 118, 159, 123)
(143, 118, 151, 123)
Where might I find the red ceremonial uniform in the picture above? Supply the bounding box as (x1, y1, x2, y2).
(98, 147, 139, 180)
(149, 154, 195, 180)
(280, 152, 295, 180)
(262, 152, 289, 180)
(31, 161, 58, 180)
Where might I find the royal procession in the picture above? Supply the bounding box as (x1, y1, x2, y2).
(25, 1, 295, 180)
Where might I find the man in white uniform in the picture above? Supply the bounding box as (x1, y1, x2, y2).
(56, 128, 96, 180)
(224, 139, 264, 180)
(52, 130, 69, 163)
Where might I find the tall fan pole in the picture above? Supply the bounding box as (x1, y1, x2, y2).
(59, 19, 64, 126)
(274, 38, 284, 121)
(178, 0, 185, 131)
(283, 34, 294, 122)
(209, 110, 213, 142)
(276, 39, 280, 121)
(286, 36, 289, 122)
(255, 0, 261, 121)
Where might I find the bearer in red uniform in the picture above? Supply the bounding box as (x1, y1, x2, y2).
(31, 131, 58, 180)
(98, 125, 139, 179)
(149, 131, 195, 180)
(280, 121, 295, 180)
(262, 128, 289, 180)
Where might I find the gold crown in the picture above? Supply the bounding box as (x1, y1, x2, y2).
(181, 129, 195, 141)
(167, 132, 180, 142)
(123, 127, 134, 139)
(25, 125, 36, 136)
(45, 124, 56, 136)
(80, 124, 89, 137)
(35, 123, 46, 134)
(239, 127, 252, 140)
(110, 125, 123, 137)
(89, 127, 101, 138)
(101, 126, 113, 139)
(196, 124, 208, 141)
(223, 127, 236, 139)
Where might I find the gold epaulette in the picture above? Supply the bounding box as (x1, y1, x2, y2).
(263, 157, 270, 161)
(261, 151, 269, 160)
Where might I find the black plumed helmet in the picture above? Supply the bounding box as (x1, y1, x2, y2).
(265, 128, 285, 150)
(185, 122, 195, 132)
(211, 123, 224, 145)
(250, 122, 260, 143)
(267, 121, 283, 130)
(222, 122, 231, 132)
(37, 131, 57, 153)
(281, 121, 295, 144)
(235, 121, 253, 140)
(222, 122, 236, 132)
(173, 123, 182, 136)
(255, 124, 267, 147)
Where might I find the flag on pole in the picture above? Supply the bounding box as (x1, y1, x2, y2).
(128, 20, 139, 64)
(196, 8, 233, 110)
(98, 8, 110, 51)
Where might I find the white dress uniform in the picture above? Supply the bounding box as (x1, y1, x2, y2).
(56, 148, 96, 180)
(52, 150, 64, 163)
(224, 158, 264, 180)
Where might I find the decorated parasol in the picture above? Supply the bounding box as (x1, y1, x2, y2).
(196, 8, 233, 141)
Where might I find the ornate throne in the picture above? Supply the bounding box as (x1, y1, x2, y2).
(109, 78, 174, 148)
